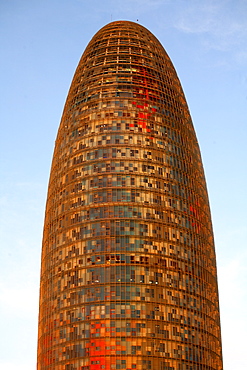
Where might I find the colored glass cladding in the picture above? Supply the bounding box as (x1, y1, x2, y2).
(37, 21, 223, 370)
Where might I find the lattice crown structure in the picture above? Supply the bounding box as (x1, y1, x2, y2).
(38, 21, 223, 370)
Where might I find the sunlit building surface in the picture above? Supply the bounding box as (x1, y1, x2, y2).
(37, 21, 223, 370)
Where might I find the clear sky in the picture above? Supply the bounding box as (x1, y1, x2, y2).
(0, 0, 246, 369)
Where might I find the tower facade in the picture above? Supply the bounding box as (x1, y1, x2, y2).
(38, 21, 223, 370)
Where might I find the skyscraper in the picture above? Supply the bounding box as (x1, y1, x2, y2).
(37, 21, 223, 370)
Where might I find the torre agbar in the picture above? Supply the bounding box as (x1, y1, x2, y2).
(37, 21, 223, 370)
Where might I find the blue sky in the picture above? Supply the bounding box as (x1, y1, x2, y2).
(0, 0, 246, 368)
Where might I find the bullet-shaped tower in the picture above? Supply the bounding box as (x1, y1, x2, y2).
(38, 21, 223, 370)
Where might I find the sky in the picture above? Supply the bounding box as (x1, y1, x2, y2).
(0, 0, 246, 368)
